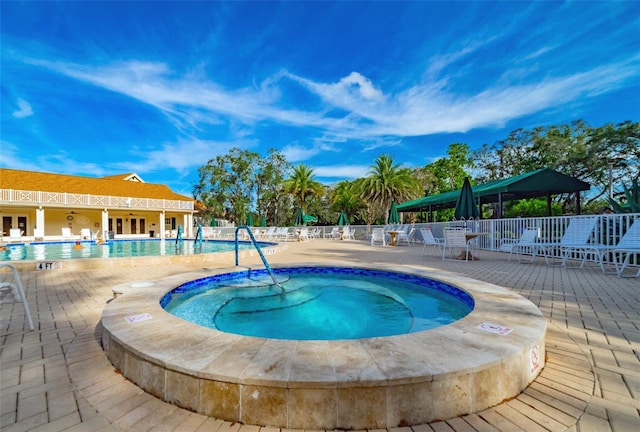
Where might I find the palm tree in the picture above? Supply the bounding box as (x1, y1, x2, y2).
(283, 164, 324, 213)
(331, 180, 364, 223)
(360, 154, 422, 224)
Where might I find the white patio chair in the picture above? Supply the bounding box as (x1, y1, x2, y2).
(0, 263, 34, 330)
(371, 228, 386, 247)
(442, 228, 470, 261)
(504, 228, 540, 263)
(537, 217, 599, 266)
(396, 225, 414, 246)
(420, 227, 443, 256)
(61, 227, 74, 240)
(9, 229, 23, 242)
(298, 228, 310, 242)
(342, 226, 355, 240)
(326, 227, 340, 239)
(80, 228, 92, 240)
(567, 219, 640, 276)
(33, 228, 45, 241)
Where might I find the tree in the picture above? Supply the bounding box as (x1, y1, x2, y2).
(360, 154, 422, 224)
(283, 164, 324, 214)
(330, 180, 365, 224)
(255, 149, 291, 226)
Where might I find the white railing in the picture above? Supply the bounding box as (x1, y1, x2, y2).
(0, 189, 194, 211)
(213, 213, 639, 267)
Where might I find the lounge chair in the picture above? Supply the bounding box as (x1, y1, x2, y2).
(371, 228, 386, 247)
(80, 228, 92, 240)
(298, 228, 310, 242)
(33, 228, 45, 241)
(441, 228, 470, 261)
(563, 219, 640, 276)
(341, 226, 355, 240)
(0, 263, 34, 330)
(326, 227, 340, 239)
(420, 227, 443, 256)
(9, 229, 23, 242)
(535, 217, 599, 266)
(503, 228, 540, 263)
(396, 226, 414, 246)
(61, 227, 74, 240)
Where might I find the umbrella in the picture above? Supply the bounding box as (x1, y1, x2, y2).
(247, 213, 254, 226)
(210, 216, 217, 227)
(388, 201, 400, 224)
(337, 210, 350, 226)
(454, 177, 480, 220)
(294, 208, 304, 225)
(303, 214, 318, 224)
(260, 215, 267, 227)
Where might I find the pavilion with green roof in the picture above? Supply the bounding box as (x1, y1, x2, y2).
(397, 168, 591, 218)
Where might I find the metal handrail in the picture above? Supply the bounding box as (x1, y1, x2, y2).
(235, 225, 283, 289)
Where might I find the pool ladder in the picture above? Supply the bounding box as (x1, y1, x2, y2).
(235, 225, 283, 290)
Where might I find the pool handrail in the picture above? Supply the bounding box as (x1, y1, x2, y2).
(234, 225, 283, 290)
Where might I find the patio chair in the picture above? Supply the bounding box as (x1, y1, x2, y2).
(420, 227, 443, 256)
(80, 228, 92, 240)
(0, 263, 34, 330)
(33, 228, 45, 241)
(298, 228, 310, 242)
(341, 226, 355, 240)
(565, 219, 640, 276)
(536, 217, 599, 266)
(504, 227, 540, 263)
(9, 229, 23, 242)
(61, 227, 74, 240)
(396, 225, 414, 246)
(442, 228, 470, 261)
(371, 228, 386, 247)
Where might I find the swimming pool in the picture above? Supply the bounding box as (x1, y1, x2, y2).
(0, 239, 270, 261)
(163, 267, 474, 340)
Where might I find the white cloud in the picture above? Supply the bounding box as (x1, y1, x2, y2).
(314, 164, 370, 179)
(12, 98, 33, 118)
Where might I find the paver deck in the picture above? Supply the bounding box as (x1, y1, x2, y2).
(1, 239, 639, 431)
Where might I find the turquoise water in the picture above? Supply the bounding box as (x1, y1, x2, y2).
(0, 239, 267, 261)
(163, 267, 474, 340)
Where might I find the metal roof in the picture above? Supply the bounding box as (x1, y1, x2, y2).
(397, 168, 591, 212)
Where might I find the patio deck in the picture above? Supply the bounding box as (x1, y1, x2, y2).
(1, 239, 638, 431)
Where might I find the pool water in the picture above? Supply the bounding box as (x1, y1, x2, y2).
(163, 267, 474, 340)
(0, 239, 265, 261)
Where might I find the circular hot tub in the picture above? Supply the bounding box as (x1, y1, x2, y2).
(101, 264, 546, 429)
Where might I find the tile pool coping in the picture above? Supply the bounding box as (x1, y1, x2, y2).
(100, 262, 546, 429)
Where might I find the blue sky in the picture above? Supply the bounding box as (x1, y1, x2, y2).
(2, 1, 639, 197)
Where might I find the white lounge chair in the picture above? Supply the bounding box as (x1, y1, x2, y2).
(80, 228, 92, 240)
(341, 226, 355, 240)
(326, 227, 340, 239)
(503, 227, 540, 263)
(0, 263, 34, 330)
(420, 227, 443, 256)
(9, 229, 23, 242)
(371, 228, 386, 247)
(535, 217, 599, 266)
(396, 226, 414, 246)
(298, 228, 310, 242)
(61, 227, 74, 240)
(33, 228, 45, 241)
(442, 228, 470, 261)
(564, 219, 640, 276)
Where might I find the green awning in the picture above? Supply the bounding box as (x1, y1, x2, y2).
(398, 168, 591, 213)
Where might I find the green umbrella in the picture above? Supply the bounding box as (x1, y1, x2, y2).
(388, 201, 400, 224)
(303, 214, 318, 224)
(247, 213, 254, 226)
(210, 216, 217, 227)
(260, 215, 267, 227)
(454, 177, 480, 220)
(337, 211, 350, 226)
(294, 208, 304, 225)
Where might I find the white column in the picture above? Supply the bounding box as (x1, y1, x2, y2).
(102, 209, 109, 239)
(36, 207, 45, 232)
(159, 211, 165, 239)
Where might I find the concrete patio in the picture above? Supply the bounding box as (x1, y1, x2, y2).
(1, 239, 638, 431)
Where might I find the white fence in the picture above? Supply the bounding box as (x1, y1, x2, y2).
(213, 213, 639, 267)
